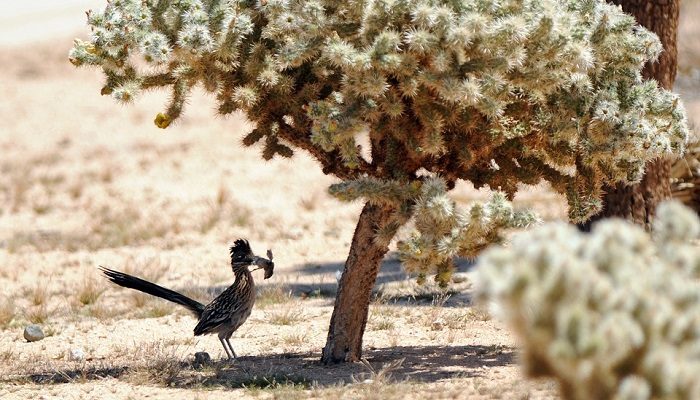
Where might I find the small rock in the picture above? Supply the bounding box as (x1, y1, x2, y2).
(452, 273, 469, 284)
(193, 351, 212, 368)
(431, 318, 445, 331)
(23, 325, 45, 342)
(69, 348, 85, 362)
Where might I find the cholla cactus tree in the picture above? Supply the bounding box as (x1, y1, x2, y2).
(70, 0, 688, 363)
(476, 201, 700, 400)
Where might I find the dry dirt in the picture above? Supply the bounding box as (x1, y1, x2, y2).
(0, 2, 698, 400)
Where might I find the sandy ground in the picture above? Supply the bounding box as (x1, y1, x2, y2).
(0, 2, 698, 399)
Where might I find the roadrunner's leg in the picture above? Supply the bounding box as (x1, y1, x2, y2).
(225, 333, 237, 359)
(218, 332, 234, 359)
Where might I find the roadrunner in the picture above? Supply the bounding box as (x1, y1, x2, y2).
(99, 239, 274, 359)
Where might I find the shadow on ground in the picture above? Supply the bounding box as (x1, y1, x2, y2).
(203, 256, 476, 307)
(14, 344, 513, 387)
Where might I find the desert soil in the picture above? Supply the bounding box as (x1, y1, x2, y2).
(0, 2, 698, 399)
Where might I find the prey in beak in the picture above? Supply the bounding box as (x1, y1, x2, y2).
(251, 249, 274, 279)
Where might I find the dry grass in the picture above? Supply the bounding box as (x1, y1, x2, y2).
(27, 284, 49, 307)
(266, 305, 305, 326)
(375, 280, 460, 305)
(128, 290, 153, 310)
(368, 315, 396, 331)
(299, 191, 322, 212)
(202, 185, 226, 233)
(0, 297, 16, 328)
(76, 275, 106, 306)
(371, 305, 403, 319)
(256, 284, 294, 308)
(3, 166, 258, 253)
(358, 357, 406, 385)
(258, 380, 510, 400)
(22, 283, 51, 323)
(282, 331, 309, 348)
(241, 375, 311, 397)
(199, 184, 252, 233)
(6, 231, 84, 254)
(140, 301, 176, 319)
(88, 203, 173, 250)
(0, 349, 14, 363)
(25, 304, 49, 324)
(250, 358, 418, 400)
(80, 302, 125, 320)
(466, 306, 492, 322)
(5, 202, 176, 253)
(126, 341, 187, 386)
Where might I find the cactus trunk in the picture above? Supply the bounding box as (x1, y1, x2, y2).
(321, 202, 395, 364)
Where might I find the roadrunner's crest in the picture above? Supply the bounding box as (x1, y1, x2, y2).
(230, 239, 252, 262)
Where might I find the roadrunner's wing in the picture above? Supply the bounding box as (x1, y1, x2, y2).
(192, 286, 249, 335)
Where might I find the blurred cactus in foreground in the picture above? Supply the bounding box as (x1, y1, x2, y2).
(70, 0, 689, 362)
(476, 201, 700, 400)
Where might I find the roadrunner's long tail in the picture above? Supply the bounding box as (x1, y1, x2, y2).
(99, 266, 205, 317)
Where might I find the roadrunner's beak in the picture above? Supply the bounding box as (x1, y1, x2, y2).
(252, 250, 274, 279)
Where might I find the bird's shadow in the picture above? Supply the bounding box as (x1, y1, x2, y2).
(19, 344, 514, 388)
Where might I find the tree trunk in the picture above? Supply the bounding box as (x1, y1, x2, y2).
(581, 0, 680, 230)
(321, 202, 395, 364)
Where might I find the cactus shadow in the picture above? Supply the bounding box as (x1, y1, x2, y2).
(254, 255, 476, 304)
(14, 344, 513, 387)
(193, 343, 514, 388)
(188, 256, 475, 306)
